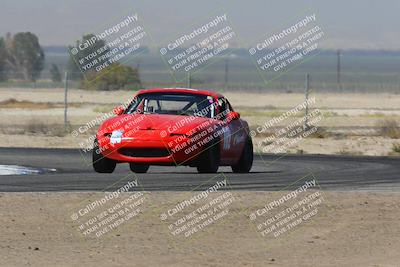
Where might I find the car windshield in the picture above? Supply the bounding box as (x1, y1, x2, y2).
(124, 92, 216, 118)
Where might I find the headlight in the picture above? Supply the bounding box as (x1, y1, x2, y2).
(110, 130, 124, 144)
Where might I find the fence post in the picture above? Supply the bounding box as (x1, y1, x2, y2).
(304, 73, 310, 130)
(64, 71, 69, 131)
(337, 49, 341, 89)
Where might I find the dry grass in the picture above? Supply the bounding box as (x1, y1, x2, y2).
(392, 143, 400, 153)
(0, 98, 81, 109)
(376, 119, 400, 138)
(307, 126, 330, 138)
(92, 105, 115, 113)
(338, 149, 363, 156)
(25, 120, 67, 137)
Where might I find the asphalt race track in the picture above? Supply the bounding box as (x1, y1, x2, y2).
(0, 147, 399, 192)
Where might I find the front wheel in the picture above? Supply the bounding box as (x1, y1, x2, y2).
(92, 139, 116, 173)
(129, 163, 149, 173)
(196, 140, 220, 173)
(231, 137, 253, 173)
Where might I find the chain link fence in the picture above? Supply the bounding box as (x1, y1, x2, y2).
(1, 51, 400, 93)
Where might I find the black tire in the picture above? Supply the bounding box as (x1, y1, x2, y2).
(92, 139, 116, 173)
(196, 140, 220, 173)
(129, 163, 149, 173)
(231, 137, 253, 173)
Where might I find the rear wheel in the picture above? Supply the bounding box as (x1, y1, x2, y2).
(196, 140, 219, 173)
(231, 137, 253, 173)
(92, 139, 116, 173)
(129, 163, 149, 173)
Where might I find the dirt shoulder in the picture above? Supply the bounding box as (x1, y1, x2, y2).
(1, 191, 399, 267)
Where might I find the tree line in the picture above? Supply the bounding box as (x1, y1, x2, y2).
(0, 32, 45, 81)
(0, 32, 141, 90)
(67, 33, 141, 90)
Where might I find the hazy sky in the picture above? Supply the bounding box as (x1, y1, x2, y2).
(1, 0, 399, 50)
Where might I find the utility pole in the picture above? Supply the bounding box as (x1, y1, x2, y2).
(337, 49, 341, 89)
(136, 59, 141, 76)
(304, 73, 310, 130)
(224, 58, 228, 90)
(64, 71, 69, 131)
(187, 72, 192, 88)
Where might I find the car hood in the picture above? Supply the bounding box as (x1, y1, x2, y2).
(100, 113, 216, 135)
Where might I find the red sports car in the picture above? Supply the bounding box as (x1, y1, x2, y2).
(92, 88, 253, 173)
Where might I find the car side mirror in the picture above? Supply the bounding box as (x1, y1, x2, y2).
(227, 111, 240, 121)
(113, 106, 125, 115)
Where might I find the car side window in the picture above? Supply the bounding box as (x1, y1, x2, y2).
(218, 97, 231, 120)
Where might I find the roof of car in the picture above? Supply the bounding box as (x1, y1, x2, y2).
(136, 88, 224, 99)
